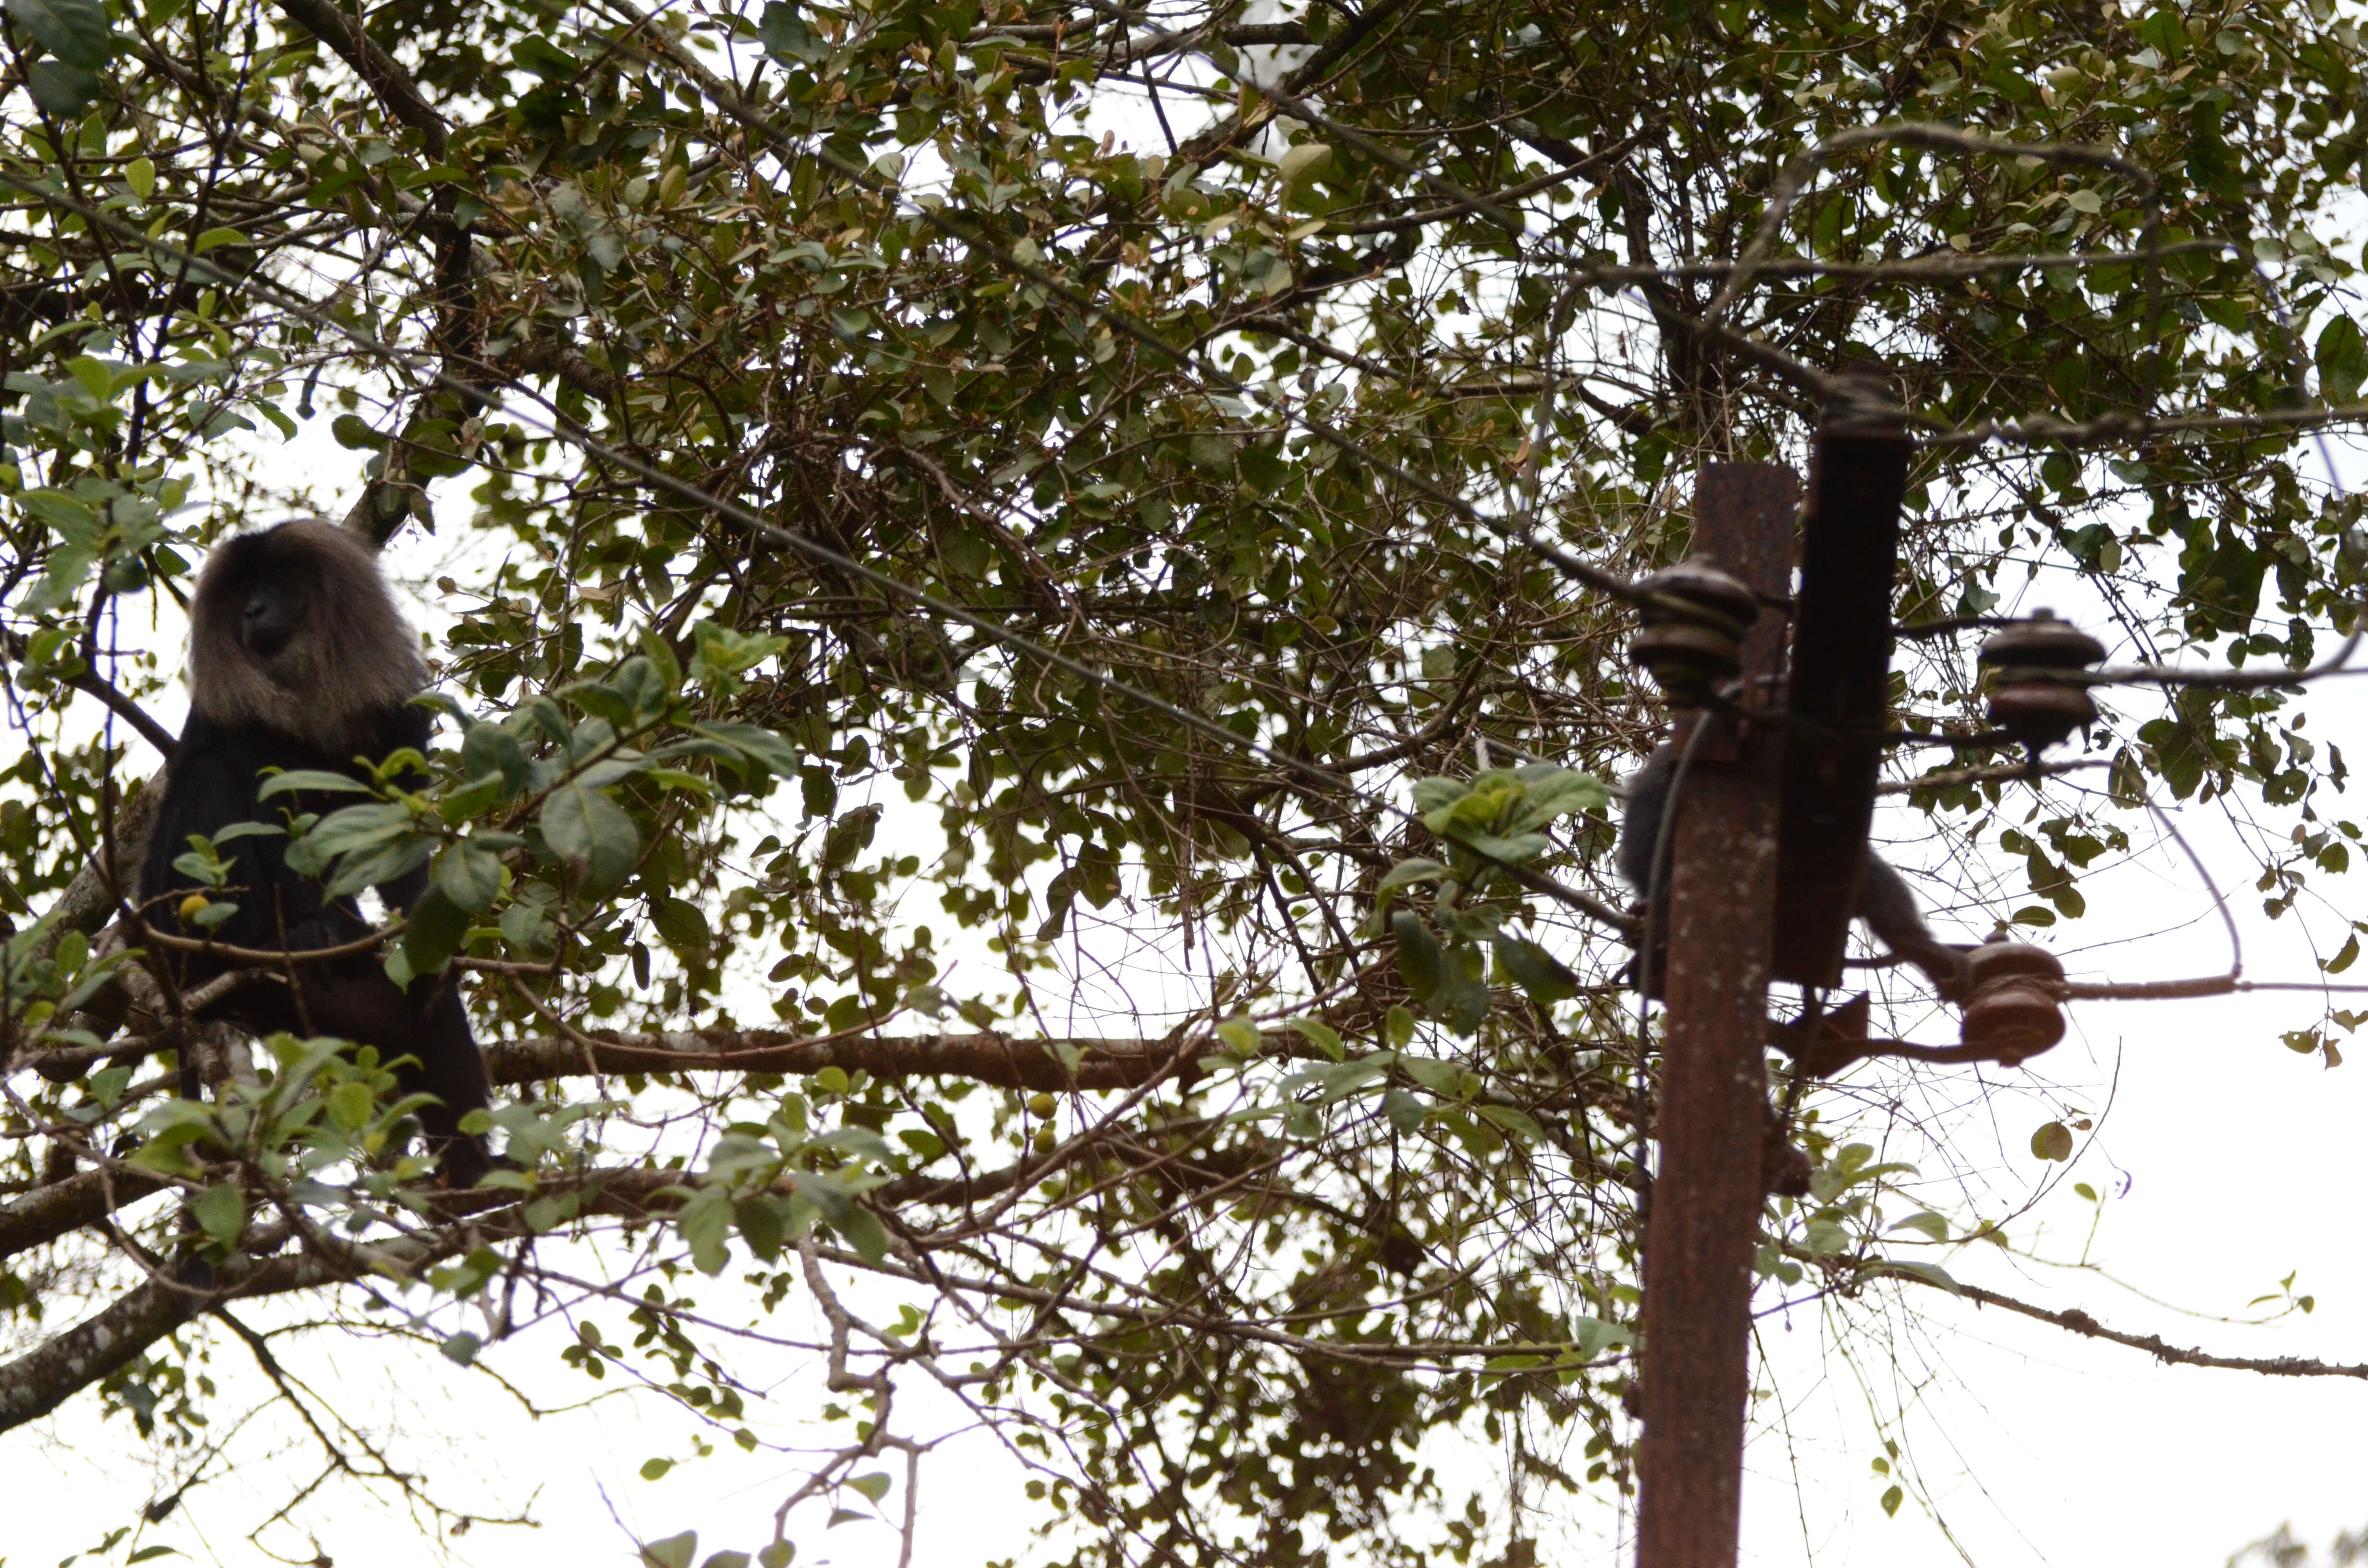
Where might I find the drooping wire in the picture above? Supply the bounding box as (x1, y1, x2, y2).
(1626, 715, 1716, 1205)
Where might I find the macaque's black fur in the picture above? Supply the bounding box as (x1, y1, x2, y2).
(140, 521, 497, 1183)
(1617, 744, 1969, 997)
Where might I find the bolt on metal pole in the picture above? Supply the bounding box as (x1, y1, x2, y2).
(1634, 462, 1798, 1568)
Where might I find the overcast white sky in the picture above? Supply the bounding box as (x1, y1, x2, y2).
(14, 776, 2367, 1568)
(12, 414, 2368, 1568)
(13, 31, 2368, 1561)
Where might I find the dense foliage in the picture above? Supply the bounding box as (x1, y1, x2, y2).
(3, 0, 2366, 1560)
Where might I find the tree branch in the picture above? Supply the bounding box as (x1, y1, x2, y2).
(272, 0, 450, 157)
(0, 1166, 170, 1264)
(484, 1027, 1243, 1090)
(1878, 1266, 2368, 1379)
(0, 629, 177, 759)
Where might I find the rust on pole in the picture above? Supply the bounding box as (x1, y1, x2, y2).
(1635, 461, 1798, 1568)
(1772, 375, 1912, 987)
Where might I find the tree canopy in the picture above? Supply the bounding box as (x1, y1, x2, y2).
(3, 0, 2367, 1560)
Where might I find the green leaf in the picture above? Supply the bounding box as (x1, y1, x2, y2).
(1286, 1016, 1344, 1061)
(848, 1472, 892, 1504)
(734, 1196, 786, 1261)
(327, 1080, 374, 1132)
(1214, 1014, 1261, 1054)
(566, 679, 636, 729)
(512, 33, 581, 79)
(2029, 1120, 2074, 1162)
(330, 413, 387, 450)
(10, 0, 113, 70)
(401, 886, 471, 975)
(500, 900, 553, 953)
(193, 1182, 245, 1247)
(1474, 1103, 1543, 1142)
(441, 1330, 482, 1365)
(1511, 769, 1611, 827)
(1275, 139, 1331, 188)
(690, 622, 788, 682)
(541, 781, 641, 898)
(1390, 909, 1443, 1000)
(692, 721, 800, 777)
(612, 655, 671, 718)
(462, 721, 529, 795)
(676, 1186, 733, 1275)
(837, 1204, 891, 1265)
(189, 900, 240, 931)
(256, 770, 376, 799)
(640, 1530, 696, 1568)
(1372, 857, 1445, 907)
(2318, 315, 2368, 404)
(286, 810, 417, 886)
(124, 1138, 201, 1177)
(1410, 776, 1468, 815)
(1444, 827, 1551, 866)
(435, 772, 504, 824)
(1802, 1219, 1850, 1257)
(25, 57, 99, 112)
(651, 894, 712, 959)
(1571, 1315, 1631, 1360)
(757, 0, 820, 61)
(1494, 934, 1579, 1002)
(434, 842, 506, 914)
(1431, 945, 1492, 1035)
(1887, 1211, 1950, 1243)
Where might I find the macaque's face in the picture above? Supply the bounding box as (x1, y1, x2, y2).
(236, 575, 300, 661)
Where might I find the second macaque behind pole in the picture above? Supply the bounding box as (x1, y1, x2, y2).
(1618, 744, 1966, 997)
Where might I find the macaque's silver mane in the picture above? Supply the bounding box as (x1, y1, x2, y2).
(187, 519, 428, 756)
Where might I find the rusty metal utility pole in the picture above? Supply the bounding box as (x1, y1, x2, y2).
(1773, 382, 1913, 987)
(1634, 462, 1797, 1568)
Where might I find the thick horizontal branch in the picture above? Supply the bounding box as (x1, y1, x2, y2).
(4, 1029, 1295, 1262)
(0, 1157, 1604, 1432)
(0, 1260, 218, 1430)
(485, 1027, 1222, 1089)
(0, 1171, 683, 1431)
(0, 1208, 488, 1433)
(0, 1167, 170, 1264)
